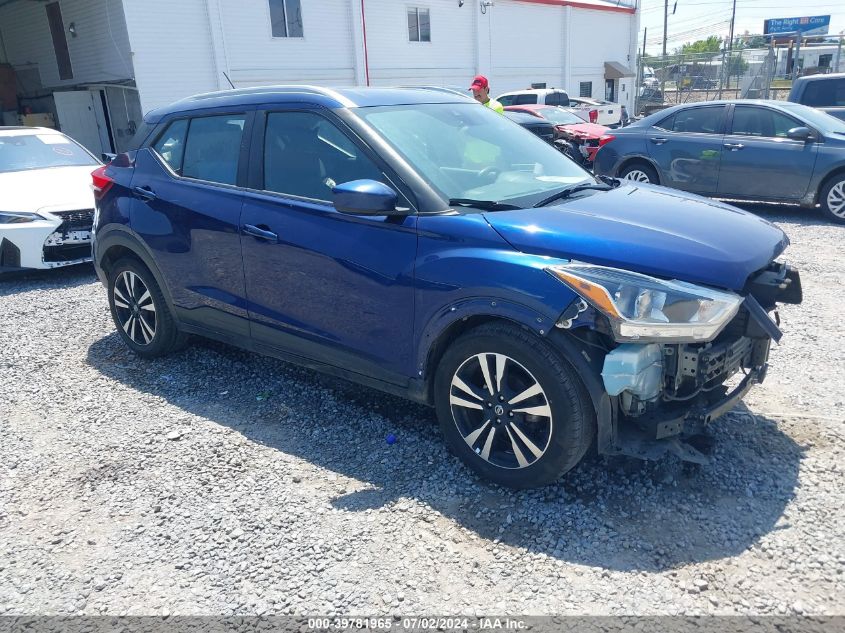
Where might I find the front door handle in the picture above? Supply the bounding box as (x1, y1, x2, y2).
(242, 224, 278, 242)
(650, 137, 668, 145)
(723, 142, 745, 151)
(132, 185, 157, 201)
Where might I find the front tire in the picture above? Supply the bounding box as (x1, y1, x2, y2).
(619, 162, 658, 184)
(108, 257, 186, 358)
(819, 174, 845, 224)
(434, 323, 594, 488)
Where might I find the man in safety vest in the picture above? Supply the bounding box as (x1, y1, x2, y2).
(469, 75, 504, 113)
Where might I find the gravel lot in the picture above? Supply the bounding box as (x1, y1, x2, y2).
(1, 205, 843, 616)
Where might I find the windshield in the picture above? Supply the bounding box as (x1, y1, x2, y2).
(779, 102, 845, 133)
(356, 103, 589, 203)
(533, 107, 585, 125)
(0, 133, 97, 173)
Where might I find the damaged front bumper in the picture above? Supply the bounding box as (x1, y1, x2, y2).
(0, 209, 93, 272)
(596, 262, 801, 464)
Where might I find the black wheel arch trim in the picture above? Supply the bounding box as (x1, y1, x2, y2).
(615, 154, 661, 181)
(94, 226, 178, 320)
(416, 298, 562, 381)
(546, 329, 616, 456)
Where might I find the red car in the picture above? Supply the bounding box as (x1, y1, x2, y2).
(504, 104, 610, 165)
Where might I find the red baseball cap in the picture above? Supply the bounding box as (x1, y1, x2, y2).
(469, 75, 489, 91)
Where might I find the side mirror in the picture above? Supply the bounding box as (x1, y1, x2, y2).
(332, 179, 406, 216)
(786, 126, 813, 142)
(101, 152, 117, 163)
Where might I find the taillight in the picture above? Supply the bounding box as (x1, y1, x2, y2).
(598, 134, 616, 147)
(91, 165, 113, 199)
(589, 109, 598, 123)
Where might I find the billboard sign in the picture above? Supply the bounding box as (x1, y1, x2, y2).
(764, 15, 830, 37)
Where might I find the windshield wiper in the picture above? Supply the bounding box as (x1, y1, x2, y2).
(532, 182, 614, 208)
(449, 198, 522, 211)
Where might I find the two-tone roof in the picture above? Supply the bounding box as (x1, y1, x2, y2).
(144, 86, 468, 123)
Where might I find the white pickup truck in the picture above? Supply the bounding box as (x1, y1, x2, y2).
(495, 89, 623, 127)
(567, 97, 623, 127)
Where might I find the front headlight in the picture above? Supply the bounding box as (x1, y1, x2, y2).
(0, 211, 42, 224)
(548, 263, 742, 343)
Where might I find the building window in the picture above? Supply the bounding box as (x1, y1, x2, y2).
(269, 0, 303, 38)
(408, 8, 431, 42)
(579, 82, 592, 98)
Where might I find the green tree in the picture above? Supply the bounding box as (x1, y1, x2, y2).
(680, 36, 723, 55)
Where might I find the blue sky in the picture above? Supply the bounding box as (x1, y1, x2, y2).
(638, 0, 845, 54)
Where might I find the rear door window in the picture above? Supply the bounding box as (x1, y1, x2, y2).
(497, 95, 516, 106)
(545, 92, 562, 106)
(181, 115, 246, 185)
(663, 106, 724, 134)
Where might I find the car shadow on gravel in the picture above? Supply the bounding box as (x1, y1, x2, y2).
(87, 334, 804, 572)
(0, 264, 96, 297)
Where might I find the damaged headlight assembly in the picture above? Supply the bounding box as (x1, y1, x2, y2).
(0, 211, 43, 224)
(547, 263, 742, 343)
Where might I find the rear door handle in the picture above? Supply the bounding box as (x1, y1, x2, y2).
(242, 224, 278, 242)
(650, 137, 668, 145)
(132, 185, 157, 201)
(723, 142, 745, 151)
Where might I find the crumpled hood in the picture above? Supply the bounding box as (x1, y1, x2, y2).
(484, 183, 789, 291)
(0, 166, 96, 213)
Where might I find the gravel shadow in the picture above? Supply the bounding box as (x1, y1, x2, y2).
(86, 333, 803, 572)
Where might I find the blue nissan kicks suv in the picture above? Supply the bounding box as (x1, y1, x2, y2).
(92, 86, 802, 488)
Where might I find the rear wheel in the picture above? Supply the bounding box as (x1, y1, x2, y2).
(108, 257, 187, 358)
(619, 162, 658, 184)
(434, 323, 594, 488)
(819, 174, 845, 224)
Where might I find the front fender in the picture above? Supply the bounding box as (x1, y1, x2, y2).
(415, 296, 561, 375)
(414, 213, 580, 376)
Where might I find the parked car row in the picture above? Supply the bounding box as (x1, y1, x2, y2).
(496, 88, 624, 127)
(593, 99, 845, 223)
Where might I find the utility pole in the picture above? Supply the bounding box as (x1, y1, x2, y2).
(661, 0, 668, 98)
(727, 0, 737, 92)
(637, 26, 647, 114)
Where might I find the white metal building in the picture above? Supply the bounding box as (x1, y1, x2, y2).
(0, 0, 638, 154)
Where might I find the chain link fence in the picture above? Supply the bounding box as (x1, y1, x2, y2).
(634, 36, 845, 116)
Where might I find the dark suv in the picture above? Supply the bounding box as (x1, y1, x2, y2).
(92, 86, 801, 488)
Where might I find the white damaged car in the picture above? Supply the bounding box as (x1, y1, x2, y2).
(0, 126, 100, 273)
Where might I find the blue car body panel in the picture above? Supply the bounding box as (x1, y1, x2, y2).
(482, 183, 788, 291)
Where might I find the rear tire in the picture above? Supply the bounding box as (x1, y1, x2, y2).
(107, 257, 187, 358)
(619, 162, 658, 184)
(434, 322, 594, 489)
(819, 174, 845, 224)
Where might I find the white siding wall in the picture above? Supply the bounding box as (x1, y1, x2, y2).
(0, 0, 132, 90)
(489, 1, 566, 95)
(362, 0, 475, 86)
(219, 0, 355, 86)
(122, 0, 218, 113)
(569, 9, 637, 108)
